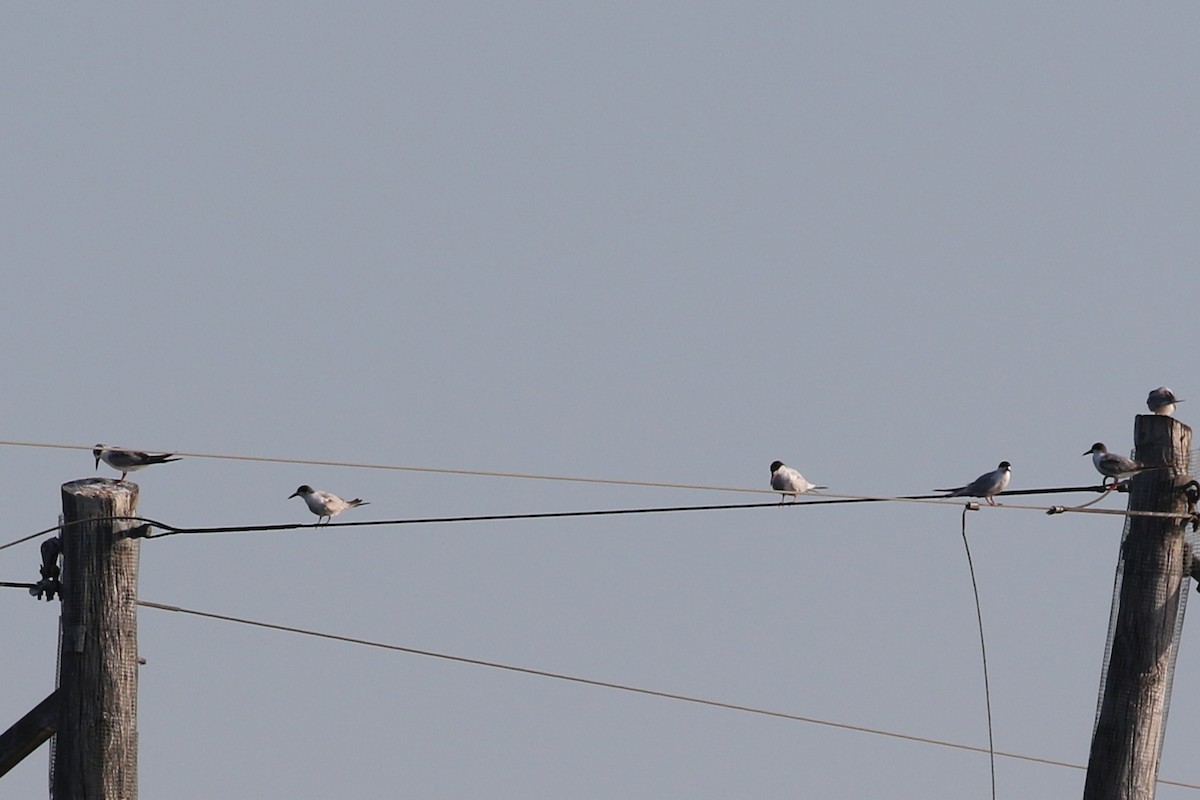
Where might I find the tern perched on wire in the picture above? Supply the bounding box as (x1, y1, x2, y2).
(769, 461, 826, 504)
(289, 485, 369, 524)
(1147, 387, 1183, 416)
(937, 461, 1011, 506)
(1084, 443, 1161, 488)
(93, 445, 181, 481)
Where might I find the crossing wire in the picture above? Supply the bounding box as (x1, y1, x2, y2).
(136, 599, 1200, 791)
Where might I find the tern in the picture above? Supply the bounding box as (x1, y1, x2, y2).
(938, 461, 1011, 506)
(93, 445, 181, 481)
(769, 461, 826, 504)
(1147, 387, 1182, 416)
(1084, 443, 1161, 487)
(289, 485, 369, 524)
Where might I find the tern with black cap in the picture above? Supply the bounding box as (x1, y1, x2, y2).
(93, 445, 181, 481)
(938, 462, 1011, 506)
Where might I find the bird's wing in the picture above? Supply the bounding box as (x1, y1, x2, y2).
(969, 470, 1002, 494)
(105, 451, 143, 467)
(1100, 453, 1139, 473)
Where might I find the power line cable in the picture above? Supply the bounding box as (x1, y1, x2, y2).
(136, 599, 1200, 792)
(87, 487, 1156, 540)
(110, 486, 1200, 539)
(0, 522, 75, 553)
(0, 484, 1183, 553)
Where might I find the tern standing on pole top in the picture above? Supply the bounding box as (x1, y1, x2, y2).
(93, 445, 181, 481)
(1146, 387, 1183, 416)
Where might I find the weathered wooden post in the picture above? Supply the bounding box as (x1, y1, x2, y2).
(1083, 414, 1192, 799)
(53, 479, 140, 800)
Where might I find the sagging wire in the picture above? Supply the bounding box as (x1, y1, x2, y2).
(959, 503, 996, 800)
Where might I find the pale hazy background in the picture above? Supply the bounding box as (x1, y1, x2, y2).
(4, 4, 1200, 798)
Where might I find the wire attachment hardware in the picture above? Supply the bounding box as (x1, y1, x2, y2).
(31, 536, 61, 601)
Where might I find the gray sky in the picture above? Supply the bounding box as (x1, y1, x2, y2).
(4, 3, 1200, 798)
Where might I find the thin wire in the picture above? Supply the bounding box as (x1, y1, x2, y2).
(0, 439, 1178, 510)
(960, 506, 996, 800)
(0, 439, 782, 496)
(136, 599, 1200, 791)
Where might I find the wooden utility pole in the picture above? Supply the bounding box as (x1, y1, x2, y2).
(53, 479, 141, 800)
(1083, 414, 1192, 800)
